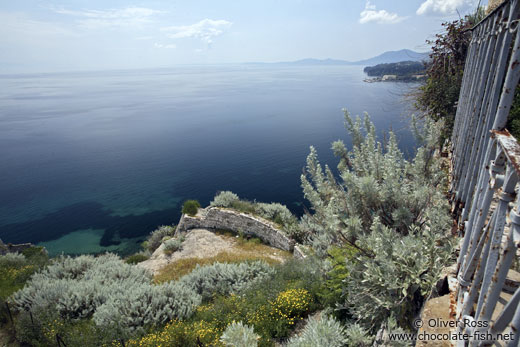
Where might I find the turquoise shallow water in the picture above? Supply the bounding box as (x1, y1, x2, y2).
(0, 64, 417, 256)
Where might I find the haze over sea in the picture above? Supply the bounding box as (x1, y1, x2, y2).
(0, 64, 416, 256)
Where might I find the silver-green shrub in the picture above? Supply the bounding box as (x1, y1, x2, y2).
(211, 191, 240, 207)
(93, 281, 201, 335)
(163, 237, 184, 254)
(220, 321, 259, 347)
(11, 254, 152, 320)
(285, 314, 347, 347)
(0, 252, 27, 267)
(178, 261, 274, 301)
(344, 323, 373, 347)
(255, 202, 296, 226)
(146, 225, 176, 253)
(301, 110, 452, 329)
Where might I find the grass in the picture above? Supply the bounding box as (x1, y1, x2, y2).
(154, 235, 292, 283)
(154, 251, 284, 283)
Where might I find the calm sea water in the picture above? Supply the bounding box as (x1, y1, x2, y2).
(0, 65, 417, 255)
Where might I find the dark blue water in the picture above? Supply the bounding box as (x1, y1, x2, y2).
(0, 65, 417, 255)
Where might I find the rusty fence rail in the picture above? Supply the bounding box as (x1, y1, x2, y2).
(450, 0, 520, 345)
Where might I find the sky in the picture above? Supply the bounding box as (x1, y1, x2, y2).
(0, 0, 486, 73)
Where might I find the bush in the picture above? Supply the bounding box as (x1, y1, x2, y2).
(1, 247, 49, 327)
(255, 203, 296, 227)
(145, 225, 175, 253)
(93, 281, 201, 336)
(154, 250, 288, 283)
(14, 307, 121, 347)
(190, 258, 324, 345)
(301, 111, 453, 329)
(344, 323, 373, 347)
(211, 191, 240, 208)
(220, 321, 259, 347)
(11, 254, 152, 320)
(125, 253, 149, 264)
(182, 200, 201, 216)
(318, 246, 358, 318)
(285, 314, 347, 347)
(178, 261, 274, 301)
(163, 237, 184, 255)
(415, 8, 485, 139)
(251, 288, 312, 338)
(0, 252, 27, 268)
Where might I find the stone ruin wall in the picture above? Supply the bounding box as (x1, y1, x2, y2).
(175, 207, 296, 252)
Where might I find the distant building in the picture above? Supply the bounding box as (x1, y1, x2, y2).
(382, 75, 397, 81)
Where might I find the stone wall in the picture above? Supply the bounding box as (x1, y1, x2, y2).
(175, 207, 295, 251)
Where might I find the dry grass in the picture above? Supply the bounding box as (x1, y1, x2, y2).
(154, 235, 292, 283)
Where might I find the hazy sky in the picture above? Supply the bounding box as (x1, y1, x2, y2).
(0, 0, 486, 73)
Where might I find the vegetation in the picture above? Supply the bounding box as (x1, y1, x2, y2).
(301, 110, 453, 331)
(285, 314, 349, 347)
(364, 61, 425, 79)
(220, 321, 260, 347)
(125, 253, 149, 264)
(163, 236, 185, 255)
(155, 243, 290, 283)
(182, 200, 201, 216)
(142, 225, 176, 254)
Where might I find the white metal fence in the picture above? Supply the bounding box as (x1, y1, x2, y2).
(451, 0, 520, 345)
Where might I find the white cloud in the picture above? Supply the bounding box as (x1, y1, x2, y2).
(154, 42, 177, 49)
(54, 7, 163, 29)
(416, 0, 474, 15)
(161, 19, 232, 44)
(359, 1, 406, 24)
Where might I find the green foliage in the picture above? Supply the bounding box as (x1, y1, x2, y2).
(301, 110, 453, 330)
(163, 236, 184, 255)
(364, 61, 425, 77)
(125, 253, 149, 264)
(190, 258, 324, 346)
(128, 319, 224, 346)
(0, 252, 26, 268)
(415, 8, 485, 139)
(146, 225, 176, 253)
(14, 308, 117, 347)
(318, 246, 358, 316)
(285, 314, 348, 347)
(10, 254, 279, 341)
(182, 200, 201, 216)
(220, 321, 260, 347)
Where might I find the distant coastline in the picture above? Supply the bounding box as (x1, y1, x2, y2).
(363, 60, 426, 83)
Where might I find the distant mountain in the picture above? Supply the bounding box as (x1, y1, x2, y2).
(351, 49, 429, 66)
(284, 58, 350, 65)
(249, 49, 429, 66)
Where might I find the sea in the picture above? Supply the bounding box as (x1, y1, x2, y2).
(0, 64, 418, 256)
